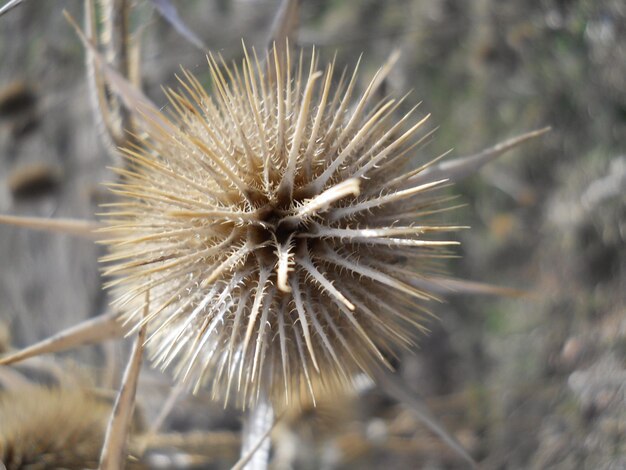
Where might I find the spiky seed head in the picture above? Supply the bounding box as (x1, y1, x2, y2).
(0, 385, 144, 469)
(100, 46, 461, 409)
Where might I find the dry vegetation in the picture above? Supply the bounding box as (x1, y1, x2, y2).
(0, 0, 624, 469)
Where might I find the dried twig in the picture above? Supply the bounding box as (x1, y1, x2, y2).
(99, 295, 148, 469)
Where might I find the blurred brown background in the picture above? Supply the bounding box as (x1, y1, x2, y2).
(0, 1, 624, 468)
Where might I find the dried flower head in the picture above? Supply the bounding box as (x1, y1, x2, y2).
(0, 385, 144, 469)
(100, 47, 462, 409)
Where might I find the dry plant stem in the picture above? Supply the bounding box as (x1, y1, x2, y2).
(151, 0, 206, 51)
(267, 0, 300, 53)
(101, 0, 133, 144)
(102, 0, 130, 84)
(426, 276, 526, 297)
(99, 294, 148, 469)
(409, 127, 551, 186)
(0, 214, 101, 239)
(264, 0, 299, 86)
(85, 0, 118, 154)
(67, 8, 168, 127)
(0, 356, 79, 388)
(84, 0, 139, 160)
(141, 430, 239, 456)
(404, 275, 526, 298)
(236, 398, 275, 470)
(0, 0, 23, 17)
(0, 312, 124, 366)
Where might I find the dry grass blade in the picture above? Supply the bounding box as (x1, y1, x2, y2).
(409, 127, 551, 185)
(410, 276, 527, 297)
(0, 312, 124, 366)
(427, 276, 527, 297)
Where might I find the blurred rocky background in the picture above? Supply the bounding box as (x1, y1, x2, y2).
(0, 0, 624, 468)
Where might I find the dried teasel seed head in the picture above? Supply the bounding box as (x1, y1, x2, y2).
(0, 385, 144, 469)
(100, 46, 462, 409)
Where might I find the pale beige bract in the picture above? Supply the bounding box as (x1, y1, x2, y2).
(99, 47, 462, 409)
